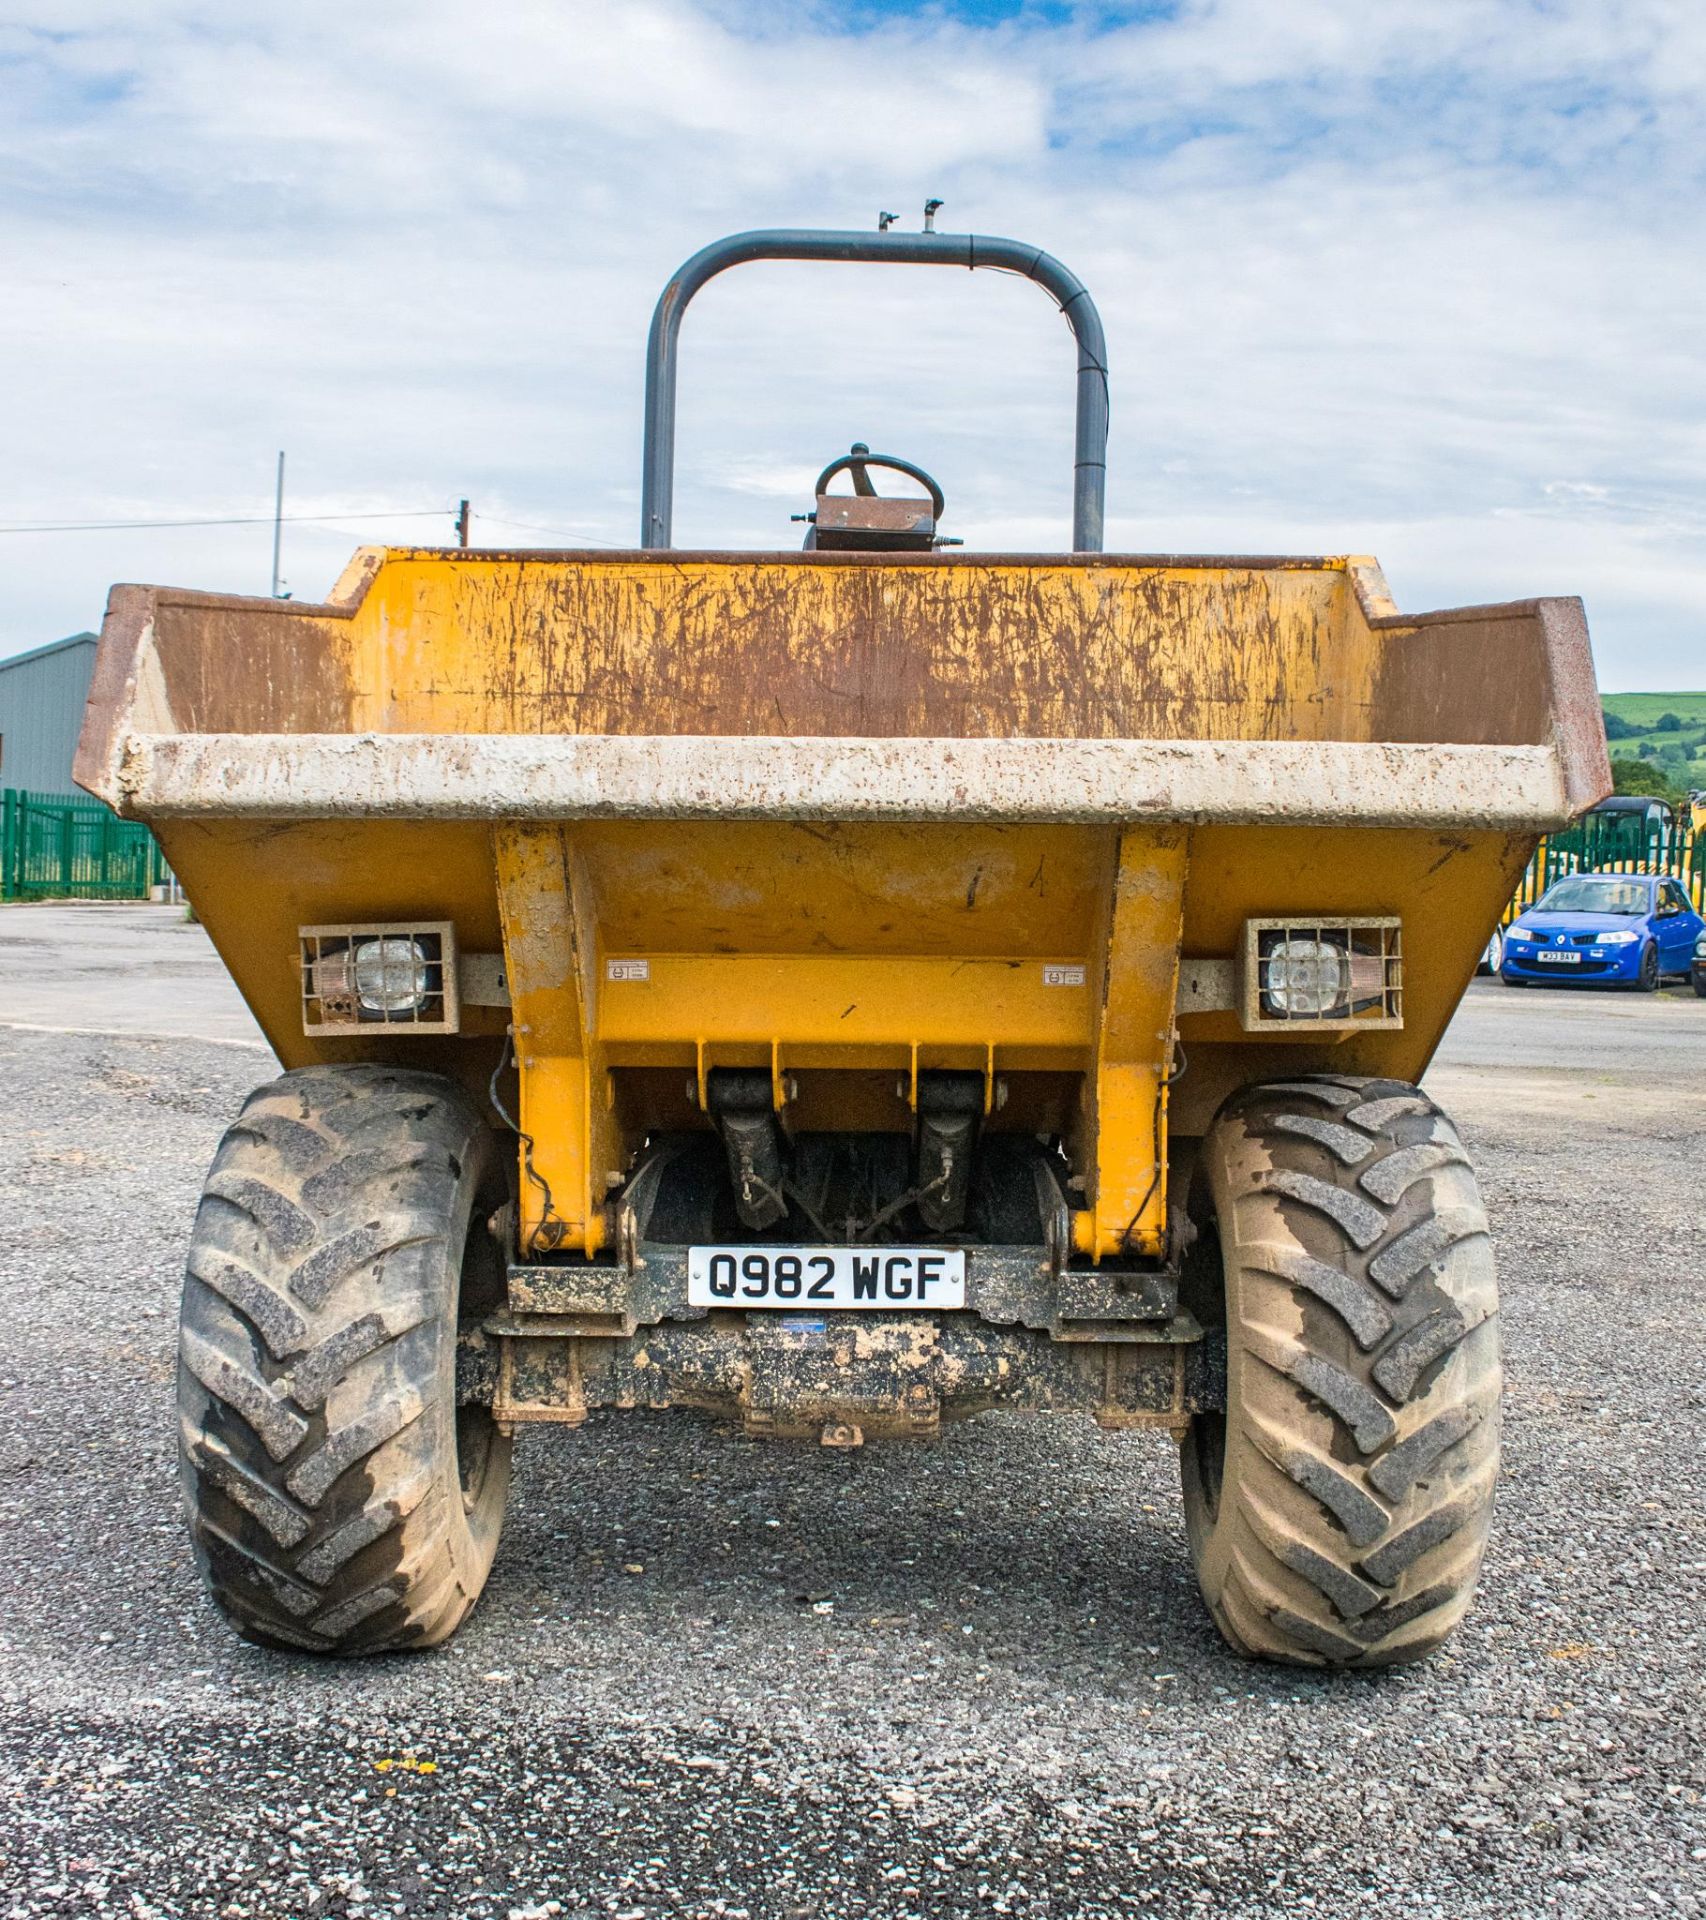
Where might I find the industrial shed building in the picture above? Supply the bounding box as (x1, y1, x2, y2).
(1, 630, 168, 899)
(0, 632, 98, 796)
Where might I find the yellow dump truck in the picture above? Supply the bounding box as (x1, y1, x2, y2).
(79, 226, 1608, 1665)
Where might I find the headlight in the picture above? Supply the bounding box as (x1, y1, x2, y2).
(353, 936, 432, 1012)
(1507, 925, 1537, 943)
(1597, 930, 1640, 946)
(1263, 936, 1350, 1018)
(1695, 932, 1706, 957)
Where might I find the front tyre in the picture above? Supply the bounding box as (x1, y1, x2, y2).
(1180, 1076, 1500, 1667)
(1634, 942, 1660, 992)
(178, 1065, 512, 1653)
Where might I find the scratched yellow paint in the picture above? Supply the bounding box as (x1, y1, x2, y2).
(491, 819, 1192, 1260)
(337, 549, 1382, 744)
(1073, 828, 1190, 1259)
(155, 811, 1529, 1261)
(145, 549, 1539, 1259)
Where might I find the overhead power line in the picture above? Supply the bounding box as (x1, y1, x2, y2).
(473, 512, 620, 546)
(0, 503, 628, 550)
(0, 508, 453, 535)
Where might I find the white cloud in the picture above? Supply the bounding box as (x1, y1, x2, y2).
(0, 0, 1700, 685)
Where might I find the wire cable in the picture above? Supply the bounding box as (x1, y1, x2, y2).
(1120, 1038, 1189, 1254)
(470, 513, 622, 546)
(487, 1027, 568, 1255)
(0, 508, 453, 535)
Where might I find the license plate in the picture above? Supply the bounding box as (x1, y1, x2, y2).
(687, 1246, 967, 1310)
(1535, 951, 1582, 965)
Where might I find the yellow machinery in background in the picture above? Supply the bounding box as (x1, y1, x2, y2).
(82, 222, 1608, 1667)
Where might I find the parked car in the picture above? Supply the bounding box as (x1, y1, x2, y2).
(1587, 795, 1673, 835)
(1693, 925, 1706, 998)
(1501, 871, 1705, 990)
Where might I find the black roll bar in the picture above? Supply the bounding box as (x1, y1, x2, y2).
(639, 228, 1110, 552)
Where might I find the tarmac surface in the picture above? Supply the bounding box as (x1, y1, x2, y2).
(1, 904, 1703, 1917)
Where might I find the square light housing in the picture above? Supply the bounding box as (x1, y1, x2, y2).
(300, 921, 459, 1035)
(1240, 917, 1402, 1032)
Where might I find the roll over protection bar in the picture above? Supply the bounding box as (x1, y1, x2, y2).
(640, 227, 1110, 553)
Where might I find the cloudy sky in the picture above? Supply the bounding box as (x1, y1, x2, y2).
(2, 0, 1701, 685)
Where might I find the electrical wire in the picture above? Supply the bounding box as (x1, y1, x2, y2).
(487, 1027, 568, 1254)
(1120, 1038, 1188, 1254)
(781, 1178, 833, 1243)
(852, 1162, 952, 1245)
(0, 508, 454, 535)
(470, 513, 622, 546)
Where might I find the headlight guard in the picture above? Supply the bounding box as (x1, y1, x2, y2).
(1239, 917, 1402, 1032)
(300, 921, 460, 1034)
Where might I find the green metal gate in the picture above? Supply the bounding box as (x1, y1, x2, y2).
(0, 789, 169, 901)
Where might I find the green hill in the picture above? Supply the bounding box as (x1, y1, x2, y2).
(1600, 692, 1706, 730)
(1600, 692, 1706, 797)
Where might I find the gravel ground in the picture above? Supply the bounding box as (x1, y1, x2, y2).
(1, 909, 1704, 1917)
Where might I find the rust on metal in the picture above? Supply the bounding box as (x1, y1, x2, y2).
(78, 550, 1605, 814)
(473, 1310, 1219, 1440)
(83, 539, 1602, 1454)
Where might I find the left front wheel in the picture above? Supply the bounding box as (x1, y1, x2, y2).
(178, 1065, 512, 1654)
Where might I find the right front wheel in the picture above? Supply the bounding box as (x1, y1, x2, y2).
(1180, 1075, 1501, 1667)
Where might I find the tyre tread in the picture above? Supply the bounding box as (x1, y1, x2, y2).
(1182, 1074, 1501, 1668)
(178, 1065, 510, 1655)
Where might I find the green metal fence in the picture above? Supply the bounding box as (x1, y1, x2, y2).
(1508, 811, 1704, 921)
(0, 788, 169, 901)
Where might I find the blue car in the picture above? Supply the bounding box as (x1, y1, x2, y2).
(1501, 870, 1706, 991)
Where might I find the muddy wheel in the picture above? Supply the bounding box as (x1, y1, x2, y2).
(1180, 1075, 1500, 1667)
(178, 1065, 511, 1654)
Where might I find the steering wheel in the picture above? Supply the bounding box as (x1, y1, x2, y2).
(813, 443, 946, 522)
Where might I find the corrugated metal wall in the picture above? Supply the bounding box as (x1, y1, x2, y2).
(0, 635, 98, 796)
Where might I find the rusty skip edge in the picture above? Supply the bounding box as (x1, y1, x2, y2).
(74, 566, 1609, 828)
(103, 729, 1575, 829)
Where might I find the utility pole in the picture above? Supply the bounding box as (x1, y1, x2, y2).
(270, 451, 286, 596)
(456, 498, 470, 548)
